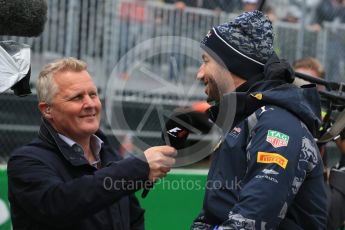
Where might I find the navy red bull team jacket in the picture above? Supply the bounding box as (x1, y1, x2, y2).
(193, 80, 328, 230)
(7, 119, 149, 230)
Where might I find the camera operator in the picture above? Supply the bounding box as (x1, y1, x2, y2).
(294, 57, 345, 230)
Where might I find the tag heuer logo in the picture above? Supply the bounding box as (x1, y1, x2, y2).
(266, 130, 289, 148)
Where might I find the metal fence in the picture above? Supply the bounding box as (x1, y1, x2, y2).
(1, 0, 345, 163)
(1, 0, 344, 83)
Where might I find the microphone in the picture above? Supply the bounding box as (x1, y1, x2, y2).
(141, 107, 214, 199)
(0, 0, 47, 96)
(0, 0, 48, 37)
(162, 108, 214, 149)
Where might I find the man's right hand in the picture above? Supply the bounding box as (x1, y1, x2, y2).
(144, 145, 177, 182)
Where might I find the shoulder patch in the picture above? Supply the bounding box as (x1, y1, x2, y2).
(229, 126, 241, 138)
(266, 130, 289, 148)
(257, 152, 288, 169)
(251, 93, 263, 100)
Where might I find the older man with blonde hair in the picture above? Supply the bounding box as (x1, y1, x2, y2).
(7, 57, 176, 230)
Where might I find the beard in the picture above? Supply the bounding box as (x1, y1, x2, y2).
(206, 77, 222, 103)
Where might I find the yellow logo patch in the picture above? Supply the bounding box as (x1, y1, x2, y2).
(257, 152, 288, 169)
(250, 93, 263, 100)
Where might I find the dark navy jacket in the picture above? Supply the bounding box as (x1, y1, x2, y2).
(7, 119, 149, 230)
(193, 81, 328, 229)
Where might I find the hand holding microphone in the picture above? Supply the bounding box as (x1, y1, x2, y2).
(162, 107, 214, 150)
(141, 145, 177, 198)
(142, 105, 216, 198)
(143, 145, 177, 183)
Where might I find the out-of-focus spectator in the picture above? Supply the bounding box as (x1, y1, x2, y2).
(202, 0, 242, 13)
(263, 5, 277, 24)
(293, 57, 325, 90)
(163, 0, 202, 9)
(283, 5, 302, 23)
(288, 0, 321, 24)
(163, 0, 241, 13)
(312, 0, 345, 32)
(293, 57, 326, 154)
(119, 0, 147, 79)
(310, 0, 345, 82)
(293, 57, 325, 77)
(242, 0, 258, 12)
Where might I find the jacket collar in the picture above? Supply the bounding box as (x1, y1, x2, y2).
(38, 118, 100, 167)
(207, 80, 284, 129)
(208, 80, 321, 136)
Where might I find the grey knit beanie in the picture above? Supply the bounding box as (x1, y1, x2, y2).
(201, 10, 274, 80)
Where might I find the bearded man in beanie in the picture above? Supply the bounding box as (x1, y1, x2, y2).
(191, 11, 327, 230)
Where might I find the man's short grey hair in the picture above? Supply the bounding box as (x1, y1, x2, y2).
(36, 57, 87, 103)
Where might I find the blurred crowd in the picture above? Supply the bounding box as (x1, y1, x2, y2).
(117, 0, 345, 82)
(157, 0, 345, 27)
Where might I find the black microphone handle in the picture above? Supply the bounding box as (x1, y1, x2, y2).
(142, 118, 191, 198)
(141, 183, 153, 198)
(141, 140, 167, 199)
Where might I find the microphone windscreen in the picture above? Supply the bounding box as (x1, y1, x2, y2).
(0, 0, 48, 37)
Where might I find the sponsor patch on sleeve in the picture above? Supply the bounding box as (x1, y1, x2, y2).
(257, 152, 288, 169)
(266, 130, 289, 148)
(229, 126, 241, 138)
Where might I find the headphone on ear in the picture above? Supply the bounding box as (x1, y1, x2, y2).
(45, 106, 50, 113)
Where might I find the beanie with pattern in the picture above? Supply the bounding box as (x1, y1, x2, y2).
(201, 10, 274, 80)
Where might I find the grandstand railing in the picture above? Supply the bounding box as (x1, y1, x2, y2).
(1, 0, 344, 87)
